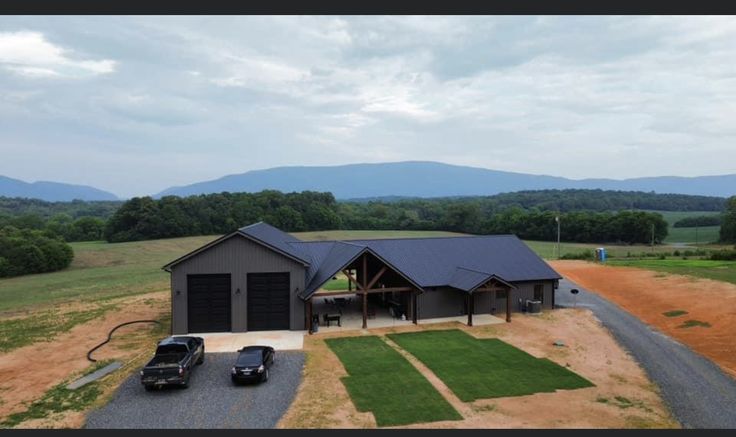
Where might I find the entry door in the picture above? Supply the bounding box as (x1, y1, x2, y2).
(247, 272, 291, 331)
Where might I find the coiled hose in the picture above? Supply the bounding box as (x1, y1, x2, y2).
(87, 320, 161, 362)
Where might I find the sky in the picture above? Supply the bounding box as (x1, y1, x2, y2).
(0, 15, 735, 198)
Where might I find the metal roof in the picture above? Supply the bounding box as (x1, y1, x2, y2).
(163, 222, 561, 300)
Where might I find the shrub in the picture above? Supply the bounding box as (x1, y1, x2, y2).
(709, 250, 736, 261)
(0, 227, 74, 278)
(560, 249, 594, 260)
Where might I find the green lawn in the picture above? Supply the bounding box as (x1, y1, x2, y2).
(606, 259, 736, 286)
(325, 336, 462, 427)
(387, 329, 594, 402)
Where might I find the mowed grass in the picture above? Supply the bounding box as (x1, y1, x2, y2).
(325, 336, 462, 427)
(607, 259, 736, 286)
(387, 329, 594, 402)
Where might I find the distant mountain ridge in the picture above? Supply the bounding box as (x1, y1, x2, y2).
(156, 161, 736, 199)
(0, 175, 118, 202)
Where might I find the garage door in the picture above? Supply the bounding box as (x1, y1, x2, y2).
(247, 272, 290, 331)
(187, 274, 231, 333)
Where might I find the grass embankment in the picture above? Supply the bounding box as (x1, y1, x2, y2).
(387, 329, 593, 402)
(325, 336, 462, 427)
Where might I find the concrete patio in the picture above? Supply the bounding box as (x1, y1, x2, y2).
(310, 295, 505, 333)
(190, 330, 305, 352)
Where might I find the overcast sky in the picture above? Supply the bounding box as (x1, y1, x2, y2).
(0, 16, 735, 198)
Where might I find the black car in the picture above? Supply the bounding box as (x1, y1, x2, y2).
(140, 336, 205, 390)
(230, 345, 275, 384)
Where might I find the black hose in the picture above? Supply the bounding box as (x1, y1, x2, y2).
(87, 320, 161, 362)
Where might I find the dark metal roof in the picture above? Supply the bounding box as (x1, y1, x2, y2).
(345, 235, 561, 286)
(291, 233, 559, 300)
(238, 222, 310, 265)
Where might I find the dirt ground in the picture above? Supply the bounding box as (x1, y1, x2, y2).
(0, 291, 169, 427)
(278, 308, 678, 429)
(551, 260, 736, 378)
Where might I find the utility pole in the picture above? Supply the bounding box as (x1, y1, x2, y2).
(695, 224, 699, 247)
(555, 215, 561, 259)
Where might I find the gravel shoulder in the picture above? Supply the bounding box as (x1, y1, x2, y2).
(85, 351, 304, 429)
(555, 278, 736, 428)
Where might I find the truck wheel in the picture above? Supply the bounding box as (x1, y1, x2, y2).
(197, 353, 204, 365)
(144, 385, 155, 392)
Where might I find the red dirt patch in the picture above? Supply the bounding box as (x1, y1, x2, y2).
(550, 260, 736, 378)
(0, 292, 168, 421)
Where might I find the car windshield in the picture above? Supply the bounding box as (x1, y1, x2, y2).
(236, 350, 262, 367)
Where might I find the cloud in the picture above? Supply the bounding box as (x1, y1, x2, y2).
(0, 31, 116, 78)
(0, 16, 735, 197)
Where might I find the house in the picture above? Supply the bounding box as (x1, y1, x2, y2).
(163, 222, 562, 334)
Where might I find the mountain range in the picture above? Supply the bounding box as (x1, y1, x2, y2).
(2, 161, 735, 201)
(0, 175, 118, 202)
(154, 161, 736, 199)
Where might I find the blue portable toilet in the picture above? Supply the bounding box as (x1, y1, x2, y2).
(596, 247, 607, 262)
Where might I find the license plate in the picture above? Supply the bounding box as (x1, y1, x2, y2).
(241, 371, 251, 375)
(156, 379, 167, 385)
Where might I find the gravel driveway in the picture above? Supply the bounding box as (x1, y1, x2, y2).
(85, 351, 304, 429)
(556, 278, 736, 428)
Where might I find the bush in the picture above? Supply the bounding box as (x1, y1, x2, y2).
(0, 227, 74, 278)
(709, 250, 736, 261)
(559, 249, 594, 260)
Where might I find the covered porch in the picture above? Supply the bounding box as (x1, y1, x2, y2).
(304, 251, 514, 333)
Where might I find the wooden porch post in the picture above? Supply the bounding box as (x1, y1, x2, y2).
(412, 291, 418, 324)
(467, 293, 473, 327)
(506, 288, 511, 322)
(362, 254, 368, 329)
(307, 298, 313, 334)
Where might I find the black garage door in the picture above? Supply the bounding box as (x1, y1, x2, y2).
(247, 272, 290, 331)
(187, 274, 231, 333)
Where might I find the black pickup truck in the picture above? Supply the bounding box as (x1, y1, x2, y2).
(140, 336, 205, 390)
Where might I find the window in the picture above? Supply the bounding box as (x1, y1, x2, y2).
(534, 284, 544, 302)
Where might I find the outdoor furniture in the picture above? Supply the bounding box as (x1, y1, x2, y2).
(312, 313, 320, 326)
(323, 313, 341, 327)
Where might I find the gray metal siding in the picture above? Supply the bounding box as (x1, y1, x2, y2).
(415, 280, 555, 320)
(170, 235, 305, 334)
(417, 288, 466, 319)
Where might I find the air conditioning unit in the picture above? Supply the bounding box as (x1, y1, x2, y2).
(526, 300, 542, 314)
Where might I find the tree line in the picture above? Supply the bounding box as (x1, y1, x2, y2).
(103, 191, 341, 242)
(720, 197, 736, 244)
(102, 190, 669, 244)
(673, 215, 722, 228)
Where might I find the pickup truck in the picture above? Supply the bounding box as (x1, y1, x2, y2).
(140, 336, 205, 390)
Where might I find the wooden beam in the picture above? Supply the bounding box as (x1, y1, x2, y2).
(342, 269, 363, 291)
(412, 292, 418, 324)
(467, 294, 473, 327)
(362, 253, 368, 329)
(365, 266, 387, 291)
(506, 289, 511, 323)
(311, 286, 415, 298)
(307, 298, 313, 334)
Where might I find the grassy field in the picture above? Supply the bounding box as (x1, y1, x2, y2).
(293, 229, 466, 241)
(645, 210, 722, 244)
(0, 236, 217, 314)
(606, 259, 736, 286)
(665, 226, 720, 244)
(387, 329, 593, 402)
(325, 335, 462, 427)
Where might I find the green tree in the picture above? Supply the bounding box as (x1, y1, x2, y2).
(720, 196, 736, 243)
